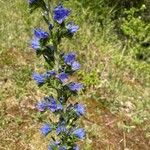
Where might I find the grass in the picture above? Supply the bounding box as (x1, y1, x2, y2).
(0, 0, 150, 149)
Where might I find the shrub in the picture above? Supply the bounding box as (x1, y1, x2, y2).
(120, 5, 150, 62)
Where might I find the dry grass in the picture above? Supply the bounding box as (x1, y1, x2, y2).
(0, 0, 150, 149)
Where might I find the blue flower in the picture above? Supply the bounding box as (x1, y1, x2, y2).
(40, 123, 52, 136)
(34, 28, 49, 39)
(71, 61, 80, 71)
(68, 82, 83, 92)
(31, 29, 48, 50)
(47, 97, 57, 112)
(36, 101, 47, 111)
(74, 103, 85, 116)
(57, 72, 68, 83)
(31, 38, 40, 50)
(64, 52, 76, 65)
(73, 144, 80, 150)
(73, 128, 85, 139)
(36, 97, 63, 112)
(46, 97, 63, 112)
(66, 23, 79, 34)
(32, 73, 45, 85)
(57, 104, 63, 110)
(64, 53, 80, 71)
(53, 5, 70, 24)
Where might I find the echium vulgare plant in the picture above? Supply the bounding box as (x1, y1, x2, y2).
(28, 0, 86, 149)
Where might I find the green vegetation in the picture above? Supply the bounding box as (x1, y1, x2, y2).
(0, 0, 149, 149)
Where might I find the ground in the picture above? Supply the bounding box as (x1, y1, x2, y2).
(0, 91, 149, 149)
(0, 0, 150, 150)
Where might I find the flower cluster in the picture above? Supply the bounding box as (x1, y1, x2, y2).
(53, 5, 71, 24)
(28, 1, 85, 149)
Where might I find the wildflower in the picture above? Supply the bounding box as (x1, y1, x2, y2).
(64, 53, 76, 65)
(34, 28, 49, 39)
(73, 128, 85, 139)
(46, 97, 63, 112)
(36, 97, 63, 112)
(36, 101, 47, 111)
(29, 0, 85, 149)
(32, 73, 45, 85)
(57, 104, 63, 111)
(31, 38, 40, 50)
(57, 72, 68, 83)
(71, 61, 80, 71)
(31, 29, 48, 50)
(40, 123, 52, 136)
(53, 5, 70, 24)
(73, 144, 79, 150)
(68, 82, 83, 92)
(66, 23, 79, 34)
(74, 103, 85, 116)
(64, 53, 80, 71)
(47, 97, 57, 112)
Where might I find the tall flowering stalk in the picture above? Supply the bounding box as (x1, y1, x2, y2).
(28, 0, 85, 149)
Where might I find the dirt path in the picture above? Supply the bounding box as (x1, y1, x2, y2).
(84, 99, 150, 150)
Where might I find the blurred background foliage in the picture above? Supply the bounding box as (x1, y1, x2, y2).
(0, 0, 150, 149)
